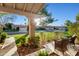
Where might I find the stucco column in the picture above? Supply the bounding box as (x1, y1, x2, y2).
(28, 14, 35, 39)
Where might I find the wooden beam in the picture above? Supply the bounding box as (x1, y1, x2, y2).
(25, 3, 28, 12)
(0, 3, 3, 7)
(31, 4, 35, 13)
(25, 3, 34, 13)
(23, 3, 26, 11)
(36, 4, 45, 14)
(13, 3, 16, 9)
(0, 6, 44, 18)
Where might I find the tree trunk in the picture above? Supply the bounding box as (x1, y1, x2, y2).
(28, 14, 35, 40)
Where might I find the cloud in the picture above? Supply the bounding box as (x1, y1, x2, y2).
(34, 18, 40, 26)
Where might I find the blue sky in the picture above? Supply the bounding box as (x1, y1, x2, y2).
(13, 3, 79, 26)
(46, 3, 79, 26)
(12, 15, 28, 25)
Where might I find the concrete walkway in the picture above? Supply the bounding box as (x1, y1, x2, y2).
(0, 37, 18, 56)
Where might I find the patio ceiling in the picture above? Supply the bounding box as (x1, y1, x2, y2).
(0, 3, 45, 17)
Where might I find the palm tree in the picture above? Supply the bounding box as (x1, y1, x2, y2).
(39, 5, 58, 44)
(40, 5, 58, 27)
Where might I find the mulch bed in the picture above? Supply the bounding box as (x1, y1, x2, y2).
(17, 45, 40, 56)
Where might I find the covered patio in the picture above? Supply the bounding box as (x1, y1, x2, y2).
(0, 3, 79, 56)
(0, 3, 45, 39)
(0, 3, 46, 56)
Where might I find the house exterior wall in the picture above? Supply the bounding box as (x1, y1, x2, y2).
(19, 27, 27, 32)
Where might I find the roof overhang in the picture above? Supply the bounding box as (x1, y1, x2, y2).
(0, 3, 45, 18)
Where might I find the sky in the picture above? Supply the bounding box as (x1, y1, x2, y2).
(13, 3, 79, 26)
(12, 15, 28, 25)
(46, 3, 79, 26)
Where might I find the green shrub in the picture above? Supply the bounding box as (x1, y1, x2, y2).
(15, 34, 28, 46)
(38, 50, 48, 56)
(0, 32, 7, 43)
(27, 35, 40, 48)
(15, 38, 21, 44)
(63, 32, 72, 38)
(20, 35, 26, 45)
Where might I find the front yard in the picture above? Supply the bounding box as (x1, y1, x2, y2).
(7, 32, 65, 56)
(1, 31, 79, 56)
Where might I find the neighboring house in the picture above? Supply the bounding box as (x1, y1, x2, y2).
(36, 26, 68, 32)
(45, 26, 68, 32)
(13, 24, 27, 32)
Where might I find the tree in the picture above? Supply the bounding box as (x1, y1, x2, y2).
(0, 26, 3, 38)
(0, 13, 17, 31)
(16, 27, 19, 31)
(65, 14, 79, 42)
(40, 5, 58, 27)
(40, 4, 49, 16)
(76, 13, 79, 21)
(65, 20, 76, 37)
(65, 20, 72, 26)
(2, 14, 17, 23)
(5, 23, 13, 30)
(76, 14, 79, 41)
(0, 14, 17, 25)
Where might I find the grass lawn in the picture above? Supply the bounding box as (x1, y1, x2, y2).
(8, 32, 64, 41)
(8, 34, 25, 39)
(8, 34, 27, 46)
(9, 32, 64, 38)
